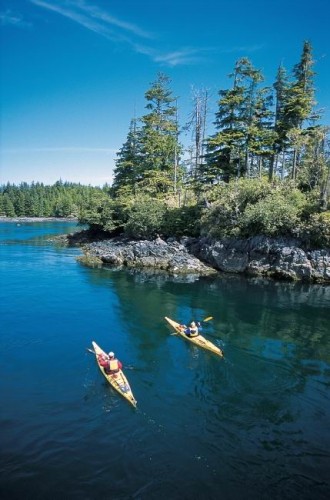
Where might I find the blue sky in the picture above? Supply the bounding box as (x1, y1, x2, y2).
(1, 0, 329, 186)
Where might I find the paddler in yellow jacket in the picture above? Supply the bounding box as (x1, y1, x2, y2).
(98, 351, 123, 375)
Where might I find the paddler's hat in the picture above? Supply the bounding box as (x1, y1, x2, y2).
(190, 321, 196, 327)
(108, 351, 115, 358)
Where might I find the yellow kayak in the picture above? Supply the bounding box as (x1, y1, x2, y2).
(92, 341, 137, 407)
(164, 317, 224, 357)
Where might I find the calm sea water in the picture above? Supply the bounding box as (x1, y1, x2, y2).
(0, 221, 329, 500)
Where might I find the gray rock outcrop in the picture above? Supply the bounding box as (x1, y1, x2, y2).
(189, 236, 330, 282)
(83, 236, 217, 276)
(78, 233, 330, 283)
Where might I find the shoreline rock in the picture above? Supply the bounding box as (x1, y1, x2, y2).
(188, 236, 330, 283)
(6, 216, 328, 282)
(81, 235, 217, 276)
(65, 230, 330, 283)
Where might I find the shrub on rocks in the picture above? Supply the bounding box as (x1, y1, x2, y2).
(124, 198, 167, 239)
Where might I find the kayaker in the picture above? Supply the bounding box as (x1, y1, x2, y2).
(98, 351, 123, 375)
(184, 321, 199, 337)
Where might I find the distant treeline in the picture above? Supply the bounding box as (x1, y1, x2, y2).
(0, 181, 106, 218)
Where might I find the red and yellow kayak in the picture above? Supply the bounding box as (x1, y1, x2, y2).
(165, 317, 224, 357)
(92, 341, 137, 407)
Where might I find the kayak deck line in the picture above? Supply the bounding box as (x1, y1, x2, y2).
(164, 317, 224, 358)
(91, 341, 137, 408)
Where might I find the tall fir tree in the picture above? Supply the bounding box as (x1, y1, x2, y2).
(270, 64, 290, 180)
(112, 118, 141, 197)
(282, 41, 317, 179)
(205, 58, 270, 182)
(204, 60, 246, 182)
(246, 86, 274, 178)
(139, 73, 182, 192)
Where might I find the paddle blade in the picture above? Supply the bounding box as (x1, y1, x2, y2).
(203, 316, 213, 322)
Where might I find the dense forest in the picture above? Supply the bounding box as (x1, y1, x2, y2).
(1, 42, 329, 247)
(0, 181, 106, 218)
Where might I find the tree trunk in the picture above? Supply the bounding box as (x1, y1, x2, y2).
(281, 150, 286, 180)
(269, 154, 275, 181)
(320, 163, 330, 211)
(291, 148, 298, 179)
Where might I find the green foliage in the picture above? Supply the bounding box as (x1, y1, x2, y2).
(112, 118, 142, 196)
(124, 198, 167, 239)
(199, 42, 322, 185)
(0, 181, 103, 218)
(298, 212, 330, 248)
(79, 192, 129, 233)
(162, 205, 202, 238)
(201, 179, 273, 238)
(2, 176, 329, 249)
(112, 73, 182, 196)
(201, 197, 240, 239)
(1, 193, 16, 217)
(135, 170, 174, 196)
(204, 58, 270, 182)
(239, 189, 306, 237)
(2, 44, 328, 250)
(296, 126, 329, 192)
(202, 180, 309, 239)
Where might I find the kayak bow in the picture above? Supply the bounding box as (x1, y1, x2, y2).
(92, 341, 137, 407)
(164, 317, 224, 358)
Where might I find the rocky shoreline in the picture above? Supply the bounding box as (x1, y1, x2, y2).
(4, 217, 329, 282)
(75, 234, 217, 276)
(66, 230, 330, 283)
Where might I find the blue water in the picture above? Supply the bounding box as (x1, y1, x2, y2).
(0, 221, 329, 499)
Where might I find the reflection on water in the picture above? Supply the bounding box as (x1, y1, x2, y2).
(0, 221, 329, 499)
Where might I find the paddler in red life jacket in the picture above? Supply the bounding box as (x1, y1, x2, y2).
(184, 321, 199, 337)
(98, 351, 123, 375)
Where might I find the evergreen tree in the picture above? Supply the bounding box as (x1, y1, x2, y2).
(205, 58, 268, 182)
(2, 193, 16, 216)
(0, 181, 104, 218)
(205, 60, 246, 183)
(112, 118, 142, 197)
(270, 64, 290, 180)
(14, 191, 26, 216)
(139, 73, 182, 192)
(245, 86, 274, 178)
(240, 60, 265, 176)
(282, 41, 317, 179)
(297, 125, 329, 194)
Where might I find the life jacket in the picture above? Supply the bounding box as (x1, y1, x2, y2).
(108, 358, 119, 373)
(189, 326, 199, 337)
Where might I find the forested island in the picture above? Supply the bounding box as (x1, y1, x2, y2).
(1, 42, 329, 281)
